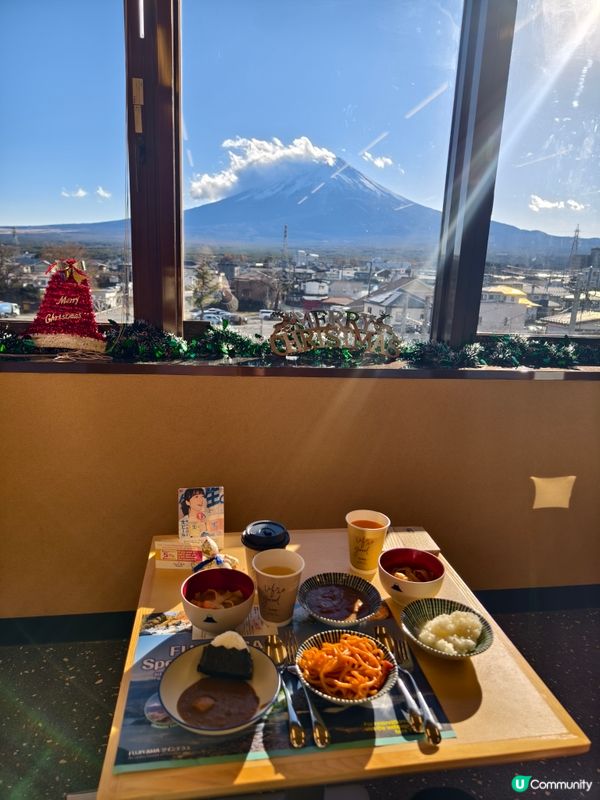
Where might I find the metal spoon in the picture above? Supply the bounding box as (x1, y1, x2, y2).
(284, 630, 331, 749)
(264, 635, 305, 748)
(286, 665, 331, 749)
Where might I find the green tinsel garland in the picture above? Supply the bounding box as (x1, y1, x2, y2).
(186, 321, 270, 361)
(105, 320, 188, 361)
(0, 326, 37, 355)
(1, 322, 599, 369)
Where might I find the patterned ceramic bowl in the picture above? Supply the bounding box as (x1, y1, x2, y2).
(401, 598, 494, 660)
(298, 572, 382, 627)
(294, 628, 396, 707)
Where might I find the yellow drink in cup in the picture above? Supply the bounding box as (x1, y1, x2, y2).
(346, 510, 391, 575)
(253, 549, 305, 625)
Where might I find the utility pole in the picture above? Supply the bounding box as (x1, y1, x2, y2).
(366, 261, 374, 297)
(567, 226, 583, 334)
(282, 224, 288, 268)
(276, 224, 289, 311)
(123, 261, 132, 323)
(568, 225, 580, 276)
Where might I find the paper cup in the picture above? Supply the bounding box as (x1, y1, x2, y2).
(346, 509, 391, 575)
(253, 549, 305, 625)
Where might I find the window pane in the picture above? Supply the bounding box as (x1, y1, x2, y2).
(0, 0, 132, 324)
(479, 0, 600, 337)
(182, 0, 463, 353)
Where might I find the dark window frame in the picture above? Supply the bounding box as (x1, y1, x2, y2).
(124, 0, 183, 334)
(430, 0, 518, 347)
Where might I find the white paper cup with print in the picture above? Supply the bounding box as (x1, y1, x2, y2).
(253, 549, 305, 625)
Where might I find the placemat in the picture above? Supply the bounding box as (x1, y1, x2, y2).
(113, 605, 455, 773)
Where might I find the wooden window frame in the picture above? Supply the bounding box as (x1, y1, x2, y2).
(124, 0, 183, 334)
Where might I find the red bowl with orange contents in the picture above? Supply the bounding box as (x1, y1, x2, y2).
(378, 548, 445, 603)
(181, 568, 255, 635)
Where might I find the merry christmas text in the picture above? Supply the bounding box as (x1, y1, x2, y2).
(45, 312, 83, 324)
(269, 310, 401, 357)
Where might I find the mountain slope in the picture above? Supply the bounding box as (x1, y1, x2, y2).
(3, 157, 598, 257)
(184, 158, 442, 245)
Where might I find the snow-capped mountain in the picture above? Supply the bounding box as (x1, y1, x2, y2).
(4, 156, 598, 257)
(184, 157, 441, 246)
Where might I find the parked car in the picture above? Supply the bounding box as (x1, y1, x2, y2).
(190, 312, 223, 325)
(189, 309, 222, 321)
(0, 301, 20, 317)
(259, 309, 280, 320)
(219, 311, 247, 325)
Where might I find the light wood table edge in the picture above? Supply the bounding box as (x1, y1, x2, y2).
(442, 557, 590, 747)
(97, 535, 591, 800)
(99, 734, 591, 800)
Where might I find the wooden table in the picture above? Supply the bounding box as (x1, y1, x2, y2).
(97, 530, 590, 799)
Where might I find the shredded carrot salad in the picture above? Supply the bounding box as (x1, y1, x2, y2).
(298, 633, 393, 700)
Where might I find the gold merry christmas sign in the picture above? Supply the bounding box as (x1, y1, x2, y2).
(269, 310, 401, 357)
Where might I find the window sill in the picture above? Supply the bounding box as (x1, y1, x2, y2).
(1, 359, 599, 380)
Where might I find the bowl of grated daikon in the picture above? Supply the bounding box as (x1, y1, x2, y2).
(401, 598, 494, 659)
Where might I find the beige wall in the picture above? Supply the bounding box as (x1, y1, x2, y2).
(1, 372, 599, 618)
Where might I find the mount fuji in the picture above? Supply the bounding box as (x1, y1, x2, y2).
(184, 157, 441, 247)
(4, 157, 598, 257)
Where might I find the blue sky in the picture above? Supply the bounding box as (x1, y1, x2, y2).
(0, 0, 598, 239)
(0, 0, 127, 227)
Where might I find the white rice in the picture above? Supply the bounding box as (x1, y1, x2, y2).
(418, 610, 483, 655)
(211, 630, 248, 650)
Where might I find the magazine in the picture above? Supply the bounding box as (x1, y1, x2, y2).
(177, 486, 225, 547)
(114, 606, 455, 773)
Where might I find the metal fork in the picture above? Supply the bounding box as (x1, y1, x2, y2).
(264, 634, 306, 749)
(374, 626, 423, 734)
(395, 635, 442, 746)
(284, 630, 330, 748)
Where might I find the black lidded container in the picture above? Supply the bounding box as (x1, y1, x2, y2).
(241, 520, 290, 577)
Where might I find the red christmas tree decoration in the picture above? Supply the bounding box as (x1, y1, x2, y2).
(27, 259, 106, 352)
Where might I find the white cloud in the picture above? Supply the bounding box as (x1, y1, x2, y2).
(528, 194, 564, 212)
(96, 186, 111, 199)
(189, 136, 336, 204)
(361, 151, 393, 169)
(61, 187, 88, 198)
(529, 194, 586, 213)
(189, 169, 240, 204)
